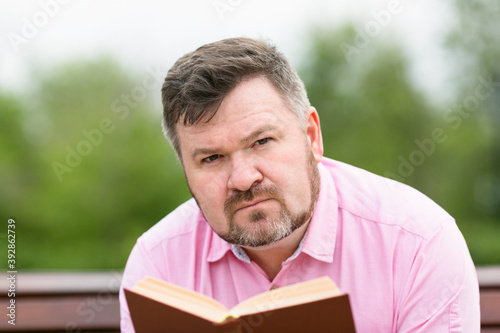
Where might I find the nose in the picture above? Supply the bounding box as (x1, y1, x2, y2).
(227, 153, 263, 192)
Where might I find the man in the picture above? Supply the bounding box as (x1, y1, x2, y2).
(120, 37, 480, 332)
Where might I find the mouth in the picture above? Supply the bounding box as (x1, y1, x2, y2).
(236, 198, 273, 212)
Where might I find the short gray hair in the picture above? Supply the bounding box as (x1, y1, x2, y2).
(161, 37, 310, 156)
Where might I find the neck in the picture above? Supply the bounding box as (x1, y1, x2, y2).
(242, 221, 309, 281)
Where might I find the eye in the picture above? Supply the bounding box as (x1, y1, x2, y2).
(255, 137, 272, 146)
(201, 154, 221, 164)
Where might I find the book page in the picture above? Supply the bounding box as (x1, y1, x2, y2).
(228, 277, 342, 318)
(133, 277, 229, 322)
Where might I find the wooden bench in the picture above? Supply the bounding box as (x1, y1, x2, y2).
(478, 266, 500, 333)
(0, 271, 121, 332)
(0, 267, 498, 332)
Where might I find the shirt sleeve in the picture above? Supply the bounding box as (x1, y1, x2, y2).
(395, 218, 480, 332)
(119, 240, 165, 333)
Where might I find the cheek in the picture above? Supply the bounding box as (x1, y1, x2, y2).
(263, 150, 311, 199)
(189, 173, 228, 210)
(283, 169, 311, 202)
(187, 173, 231, 234)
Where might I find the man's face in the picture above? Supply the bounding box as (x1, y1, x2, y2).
(177, 76, 323, 247)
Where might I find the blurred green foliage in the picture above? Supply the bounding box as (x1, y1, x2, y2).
(1, 4, 499, 269)
(1, 59, 191, 269)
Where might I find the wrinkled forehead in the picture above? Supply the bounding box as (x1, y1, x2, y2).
(177, 108, 283, 151)
(175, 76, 305, 158)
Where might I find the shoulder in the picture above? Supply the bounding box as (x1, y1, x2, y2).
(137, 198, 211, 251)
(320, 157, 453, 240)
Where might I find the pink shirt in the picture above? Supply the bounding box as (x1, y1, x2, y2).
(119, 157, 480, 332)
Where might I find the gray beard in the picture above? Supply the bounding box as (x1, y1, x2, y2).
(218, 148, 320, 247)
(187, 145, 320, 248)
(219, 203, 309, 247)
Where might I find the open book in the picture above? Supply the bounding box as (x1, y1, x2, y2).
(124, 276, 356, 333)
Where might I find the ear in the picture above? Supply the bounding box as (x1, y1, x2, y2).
(305, 107, 324, 163)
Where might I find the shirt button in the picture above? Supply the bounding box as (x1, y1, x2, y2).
(270, 285, 279, 290)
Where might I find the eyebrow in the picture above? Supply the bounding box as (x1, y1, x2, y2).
(241, 124, 276, 145)
(191, 124, 278, 161)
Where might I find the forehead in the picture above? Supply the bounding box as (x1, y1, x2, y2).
(177, 77, 300, 154)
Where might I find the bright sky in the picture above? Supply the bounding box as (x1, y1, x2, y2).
(0, 0, 454, 104)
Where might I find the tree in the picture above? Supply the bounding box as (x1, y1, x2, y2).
(299, 25, 435, 192)
(0, 58, 191, 269)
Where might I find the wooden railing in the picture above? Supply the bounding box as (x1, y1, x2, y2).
(478, 266, 500, 333)
(0, 266, 498, 332)
(0, 271, 122, 332)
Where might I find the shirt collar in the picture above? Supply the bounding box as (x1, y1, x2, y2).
(300, 161, 338, 262)
(206, 158, 338, 263)
(228, 228, 309, 264)
(207, 229, 232, 263)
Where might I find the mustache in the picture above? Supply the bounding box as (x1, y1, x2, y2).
(224, 184, 284, 218)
